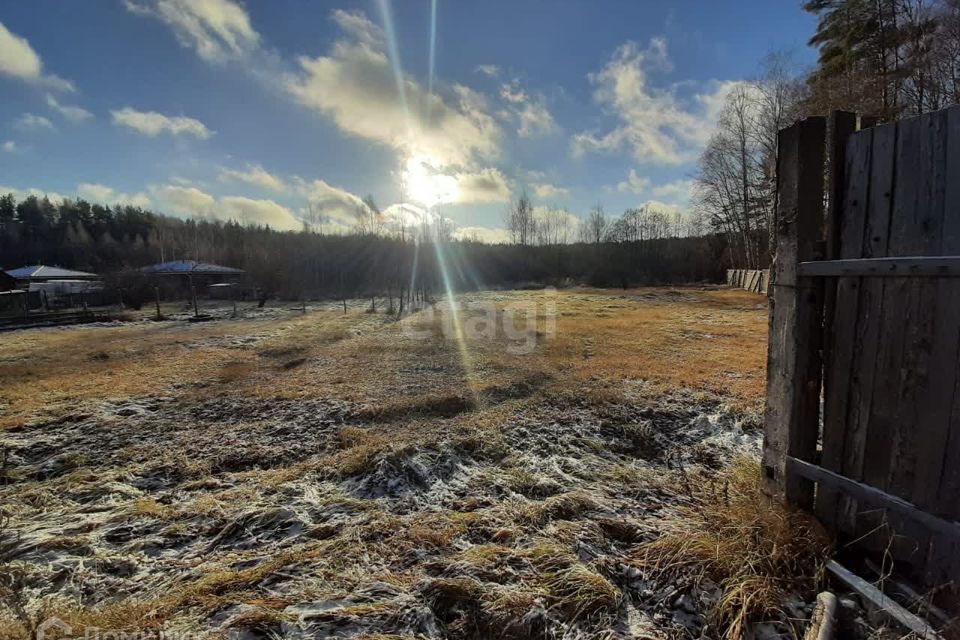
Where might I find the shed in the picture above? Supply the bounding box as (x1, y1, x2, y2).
(141, 260, 245, 301)
(7, 265, 99, 284)
(141, 260, 244, 277)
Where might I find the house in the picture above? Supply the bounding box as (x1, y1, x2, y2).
(7, 265, 100, 285)
(5, 265, 104, 308)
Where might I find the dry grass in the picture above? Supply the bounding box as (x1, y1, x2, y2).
(0, 288, 775, 639)
(634, 456, 831, 639)
(544, 288, 767, 409)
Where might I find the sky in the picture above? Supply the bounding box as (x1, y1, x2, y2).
(0, 1, 818, 242)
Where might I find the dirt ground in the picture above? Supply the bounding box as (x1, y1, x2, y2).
(0, 287, 772, 639)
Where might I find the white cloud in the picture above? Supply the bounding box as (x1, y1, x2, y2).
(0, 21, 74, 91)
(476, 64, 500, 78)
(0, 185, 67, 202)
(532, 182, 570, 199)
(453, 226, 511, 244)
(454, 168, 511, 204)
(150, 183, 302, 230)
(616, 169, 651, 194)
(651, 178, 695, 205)
(218, 164, 285, 191)
(572, 38, 739, 166)
(330, 8, 383, 48)
(293, 177, 367, 226)
(637, 199, 688, 221)
(123, 0, 259, 64)
(151, 184, 215, 214)
(77, 183, 151, 207)
(15, 113, 55, 132)
(220, 196, 302, 230)
(111, 107, 212, 139)
(499, 80, 557, 138)
(2, 141, 16, 153)
(46, 95, 93, 123)
(284, 10, 500, 169)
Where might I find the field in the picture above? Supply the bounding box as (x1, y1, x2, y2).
(0, 287, 786, 639)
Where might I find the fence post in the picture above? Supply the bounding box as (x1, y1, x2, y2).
(763, 116, 827, 509)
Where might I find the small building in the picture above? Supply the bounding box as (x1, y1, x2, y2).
(141, 260, 246, 299)
(141, 260, 245, 278)
(6, 265, 100, 285)
(6, 265, 104, 308)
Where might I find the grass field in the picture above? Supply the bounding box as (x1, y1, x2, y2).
(0, 287, 815, 639)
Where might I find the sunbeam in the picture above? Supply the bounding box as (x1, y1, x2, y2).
(432, 225, 481, 403)
(377, 0, 410, 128)
(427, 0, 438, 124)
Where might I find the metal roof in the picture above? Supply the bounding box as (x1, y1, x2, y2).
(141, 260, 245, 275)
(6, 265, 99, 279)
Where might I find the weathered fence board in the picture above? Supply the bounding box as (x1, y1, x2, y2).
(762, 116, 826, 509)
(726, 269, 769, 293)
(766, 105, 960, 593)
(816, 119, 870, 531)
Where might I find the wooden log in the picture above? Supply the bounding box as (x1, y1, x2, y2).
(763, 116, 826, 508)
(803, 592, 837, 640)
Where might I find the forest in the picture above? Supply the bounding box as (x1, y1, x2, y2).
(3, 0, 960, 296)
(0, 192, 727, 300)
(695, 0, 960, 268)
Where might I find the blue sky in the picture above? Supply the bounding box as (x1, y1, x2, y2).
(0, 1, 817, 240)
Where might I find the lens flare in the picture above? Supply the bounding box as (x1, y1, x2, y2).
(432, 236, 480, 402)
(377, 0, 410, 128)
(427, 0, 438, 124)
(403, 155, 458, 208)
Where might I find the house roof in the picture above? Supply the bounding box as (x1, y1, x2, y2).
(141, 260, 245, 275)
(6, 265, 99, 279)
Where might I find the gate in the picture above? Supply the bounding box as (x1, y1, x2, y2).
(764, 107, 960, 590)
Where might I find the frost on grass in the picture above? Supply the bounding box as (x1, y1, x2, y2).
(0, 288, 795, 639)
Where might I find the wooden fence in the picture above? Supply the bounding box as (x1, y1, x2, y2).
(726, 269, 770, 293)
(764, 107, 960, 592)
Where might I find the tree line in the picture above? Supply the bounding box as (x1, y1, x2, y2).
(0, 193, 728, 304)
(695, 0, 960, 268)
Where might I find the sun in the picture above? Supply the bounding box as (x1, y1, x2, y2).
(403, 155, 458, 208)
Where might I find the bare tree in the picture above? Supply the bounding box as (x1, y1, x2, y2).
(579, 204, 608, 243)
(353, 195, 385, 236)
(504, 192, 535, 245)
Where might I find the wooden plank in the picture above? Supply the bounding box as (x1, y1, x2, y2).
(763, 116, 826, 509)
(886, 112, 949, 577)
(859, 115, 927, 570)
(788, 458, 960, 541)
(817, 126, 873, 529)
(924, 105, 960, 586)
(798, 256, 960, 277)
(837, 121, 896, 539)
(826, 561, 944, 640)
(912, 108, 957, 514)
(862, 115, 921, 493)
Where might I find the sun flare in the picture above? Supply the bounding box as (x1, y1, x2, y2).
(403, 155, 458, 208)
